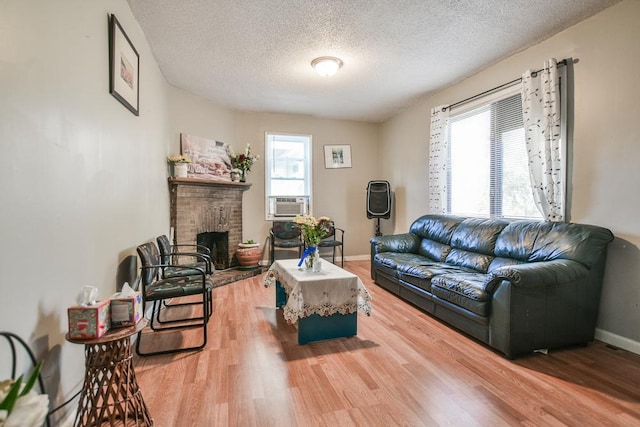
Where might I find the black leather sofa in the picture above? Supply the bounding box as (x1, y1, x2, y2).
(370, 214, 614, 358)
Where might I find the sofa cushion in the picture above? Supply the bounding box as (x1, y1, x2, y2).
(373, 252, 432, 277)
(409, 214, 464, 243)
(494, 221, 552, 262)
(450, 218, 508, 253)
(444, 218, 509, 273)
(494, 220, 615, 269)
(418, 239, 453, 262)
(432, 273, 492, 317)
(445, 249, 494, 274)
(374, 252, 432, 268)
(398, 263, 474, 292)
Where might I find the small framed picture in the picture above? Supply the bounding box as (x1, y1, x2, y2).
(109, 14, 140, 116)
(324, 145, 352, 169)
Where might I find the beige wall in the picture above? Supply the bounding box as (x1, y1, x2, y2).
(380, 0, 640, 353)
(0, 0, 171, 421)
(168, 86, 238, 157)
(235, 112, 381, 259)
(168, 98, 382, 262)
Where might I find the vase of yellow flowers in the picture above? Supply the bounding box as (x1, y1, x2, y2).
(227, 144, 259, 182)
(167, 154, 191, 178)
(294, 215, 332, 271)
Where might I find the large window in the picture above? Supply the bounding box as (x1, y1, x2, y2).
(265, 132, 312, 219)
(447, 90, 542, 219)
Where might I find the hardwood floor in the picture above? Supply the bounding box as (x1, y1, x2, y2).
(134, 261, 640, 426)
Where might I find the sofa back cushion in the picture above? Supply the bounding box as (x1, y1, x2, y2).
(407, 215, 614, 272)
(410, 214, 464, 261)
(445, 218, 508, 272)
(410, 214, 464, 243)
(419, 240, 452, 262)
(494, 220, 614, 268)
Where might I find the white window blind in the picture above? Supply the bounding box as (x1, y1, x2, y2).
(448, 91, 542, 219)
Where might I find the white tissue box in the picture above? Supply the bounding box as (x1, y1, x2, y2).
(110, 291, 143, 328)
(67, 300, 111, 339)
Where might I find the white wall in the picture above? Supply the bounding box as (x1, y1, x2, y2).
(380, 0, 640, 353)
(0, 0, 171, 421)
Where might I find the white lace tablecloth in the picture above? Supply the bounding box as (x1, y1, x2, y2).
(263, 259, 372, 324)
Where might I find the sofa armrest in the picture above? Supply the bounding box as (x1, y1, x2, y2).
(370, 233, 421, 254)
(488, 259, 589, 289)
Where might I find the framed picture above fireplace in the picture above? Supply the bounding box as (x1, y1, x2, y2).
(180, 133, 233, 181)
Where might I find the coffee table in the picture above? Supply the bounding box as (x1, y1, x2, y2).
(263, 259, 372, 344)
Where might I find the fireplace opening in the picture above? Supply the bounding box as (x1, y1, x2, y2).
(197, 231, 229, 270)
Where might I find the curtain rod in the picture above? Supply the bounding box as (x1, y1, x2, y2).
(443, 58, 570, 112)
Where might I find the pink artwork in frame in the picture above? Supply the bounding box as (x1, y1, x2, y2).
(180, 133, 232, 181)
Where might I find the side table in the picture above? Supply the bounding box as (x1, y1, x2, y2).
(66, 320, 153, 426)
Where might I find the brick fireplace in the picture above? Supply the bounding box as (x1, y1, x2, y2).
(169, 178, 250, 269)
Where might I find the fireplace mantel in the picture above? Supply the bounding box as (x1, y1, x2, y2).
(168, 177, 252, 190)
(168, 177, 251, 268)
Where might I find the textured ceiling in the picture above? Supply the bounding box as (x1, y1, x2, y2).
(127, 0, 618, 122)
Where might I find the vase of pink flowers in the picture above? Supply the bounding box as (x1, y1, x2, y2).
(227, 144, 259, 182)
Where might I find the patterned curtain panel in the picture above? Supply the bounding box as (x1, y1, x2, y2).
(521, 59, 565, 221)
(428, 105, 450, 214)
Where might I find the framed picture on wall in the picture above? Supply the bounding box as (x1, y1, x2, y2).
(109, 14, 140, 116)
(181, 133, 232, 180)
(324, 144, 352, 169)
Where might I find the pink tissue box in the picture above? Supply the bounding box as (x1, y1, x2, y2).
(67, 300, 111, 339)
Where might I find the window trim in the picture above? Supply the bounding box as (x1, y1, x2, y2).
(264, 132, 313, 220)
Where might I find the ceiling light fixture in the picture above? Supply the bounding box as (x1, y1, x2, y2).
(311, 56, 343, 77)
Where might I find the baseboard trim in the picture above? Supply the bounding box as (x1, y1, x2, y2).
(595, 328, 640, 355)
(344, 254, 370, 261)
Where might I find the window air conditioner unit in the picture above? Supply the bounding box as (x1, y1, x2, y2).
(273, 196, 308, 217)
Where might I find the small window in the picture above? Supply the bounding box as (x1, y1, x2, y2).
(447, 91, 543, 219)
(265, 133, 312, 219)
